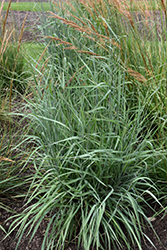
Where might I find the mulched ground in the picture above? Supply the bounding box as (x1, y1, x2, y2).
(1, 1, 167, 250)
(0, 199, 167, 250)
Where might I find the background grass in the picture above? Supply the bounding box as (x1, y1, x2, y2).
(0, 2, 51, 12)
(0, 1, 163, 12)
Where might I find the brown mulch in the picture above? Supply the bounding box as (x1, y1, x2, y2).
(0, 200, 167, 250)
(1, 10, 48, 42)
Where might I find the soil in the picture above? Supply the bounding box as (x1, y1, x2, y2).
(0, 199, 167, 250)
(1, 10, 48, 42)
(1, 1, 167, 250)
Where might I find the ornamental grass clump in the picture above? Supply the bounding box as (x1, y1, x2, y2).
(0, 0, 28, 95)
(0, 42, 26, 93)
(8, 66, 159, 250)
(10, 60, 166, 250)
(0, 1, 34, 234)
(43, 0, 167, 140)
